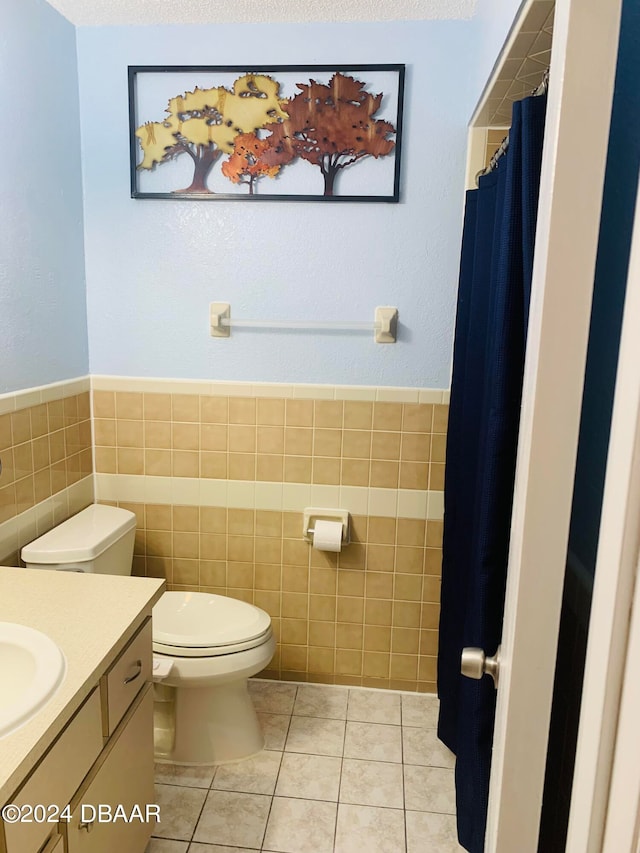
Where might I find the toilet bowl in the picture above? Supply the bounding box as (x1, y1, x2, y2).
(152, 590, 276, 764)
(21, 504, 275, 764)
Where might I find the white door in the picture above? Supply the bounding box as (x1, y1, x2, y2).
(483, 0, 625, 849)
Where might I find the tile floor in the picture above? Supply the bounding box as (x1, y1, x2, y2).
(145, 680, 464, 853)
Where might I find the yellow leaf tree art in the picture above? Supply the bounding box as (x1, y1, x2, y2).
(135, 75, 288, 194)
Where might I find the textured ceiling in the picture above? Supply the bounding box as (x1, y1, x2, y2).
(44, 0, 476, 26)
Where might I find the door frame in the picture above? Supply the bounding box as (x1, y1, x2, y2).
(478, 0, 624, 849)
(567, 175, 640, 853)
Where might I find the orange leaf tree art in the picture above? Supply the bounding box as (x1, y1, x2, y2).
(262, 73, 397, 196)
(135, 75, 288, 194)
(221, 133, 281, 195)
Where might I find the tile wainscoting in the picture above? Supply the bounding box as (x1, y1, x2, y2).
(93, 377, 448, 693)
(0, 376, 448, 693)
(0, 378, 94, 563)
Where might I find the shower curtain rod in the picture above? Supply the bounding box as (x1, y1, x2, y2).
(476, 69, 549, 185)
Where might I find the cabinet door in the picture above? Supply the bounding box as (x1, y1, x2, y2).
(65, 685, 155, 853)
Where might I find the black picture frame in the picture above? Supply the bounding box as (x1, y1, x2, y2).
(128, 64, 405, 202)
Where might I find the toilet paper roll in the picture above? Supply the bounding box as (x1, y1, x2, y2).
(312, 520, 343, 552)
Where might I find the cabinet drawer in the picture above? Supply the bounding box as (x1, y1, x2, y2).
(101, 619, 152, 736)
(3, 688, 102, 853)
(65, 685, 155, 853)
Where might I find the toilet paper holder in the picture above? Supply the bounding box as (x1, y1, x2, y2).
(302, 508, 350, 546)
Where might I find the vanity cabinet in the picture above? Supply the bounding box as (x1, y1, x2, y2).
(0, 617, 155, 853)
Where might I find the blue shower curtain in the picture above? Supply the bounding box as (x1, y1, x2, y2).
(437, 93, 547, 853)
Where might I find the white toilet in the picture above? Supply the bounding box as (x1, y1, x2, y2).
(21, 504, 276, 765)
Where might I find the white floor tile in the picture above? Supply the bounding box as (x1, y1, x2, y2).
(334, 803, 406, 853)
(212, 750, 282, 795)
(404, 765, 456, 813)
(275, 752, 342, 801)
(347, 689, 401, 725)
(402, 727, 455, 768)
(344, 721, 403, 763)
(153, 784, 207, 841)
(294, 684, 349, 719)
(188, 845, 259, 852)
(339, 758, 404, 808)
(258, 712, 291, 750)
(154, 762, 216, 789)
(249, 679, 297, 714)
(193, 790, 271, 848)
(263, 797, 337, 853)
(406, 810, 465, 852)
(402, 693, 440, 728)
(146, 840, 189, 853)
(285, 715, 346, 756)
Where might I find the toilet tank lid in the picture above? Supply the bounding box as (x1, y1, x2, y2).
(21, 505, 136, 564)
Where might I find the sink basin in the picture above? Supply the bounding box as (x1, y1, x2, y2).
(0, 622, 66, 738)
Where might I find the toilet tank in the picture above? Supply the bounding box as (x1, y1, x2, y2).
(21, 505, 136, 575)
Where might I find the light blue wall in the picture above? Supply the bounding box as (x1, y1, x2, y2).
(77, 20, 485, 388)
(0, 0, 88, 394)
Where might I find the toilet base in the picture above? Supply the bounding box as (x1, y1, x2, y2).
(153, 679, 264, 765)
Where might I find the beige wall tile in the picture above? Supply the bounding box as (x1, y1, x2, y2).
(173, 422, 199, 451)
(172, 450, 199, 478)
(201, 396, 228, 424)
(255, 510, 282, 538)
(309, 621, 336, 648)
(432, 404, 449, 433)
(365, 572, 394, 600)
(117, 420, 143, 448)
(229, 425, 257, 453)
(228, 453, 256, 480)
(313, 428, 342, 457)
(229, 397, 256, 424)
(257, 455, 284, 481)
(371, 431, 402, 460)
(173, 505, 199, 531)
(363, 652, 390, 678)
(143, 393, 172, 421)
(399, 462, 429, 490)
(93, 391, 115, 418)
(314, 400, 343, 428)
(257, 398, 285, 426)
(145, 449, 171, 476)
(364, 625, 392, 652)
(342, 430, 371, 459)
(0, 414, 12, 449)
(341, 459, 370, 487)
(144, 421, 171, 448)
(370, 461, 399, 489)
(285, 399, 313, 427)
(397, 518, 426, 547)
(172, 394, 200, 422)
(402, 403, 433, 433)
(372, 402, 402, 431)
(284, 456, 312, 484)
(312, 457, 341, 485)
(116, 392, 143, 420)
(284, 427, 313, 456)
(257, 426, 284, 454)
(343, 401, 373, 430)
(118, 448, 144, 475)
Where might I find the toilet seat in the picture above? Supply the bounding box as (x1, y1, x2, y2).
(152, 591, 272, 658)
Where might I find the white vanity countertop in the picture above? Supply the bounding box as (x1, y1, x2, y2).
(0, 566, 165, 802)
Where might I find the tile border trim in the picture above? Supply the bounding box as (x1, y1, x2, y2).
(94, 473, 444, 520)
(0, 376, 91, 416)
(91, 375, 450, 405)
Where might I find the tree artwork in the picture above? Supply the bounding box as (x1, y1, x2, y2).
(135, 75, 288, 193)
(262, 73, 397, 196)
(131, 66, 403, 200)
(221, 133, 281, 194)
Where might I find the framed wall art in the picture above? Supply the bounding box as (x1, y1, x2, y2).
(128, 64, 405, 202)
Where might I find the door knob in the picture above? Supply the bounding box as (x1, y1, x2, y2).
(461, 645, 501, 688)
